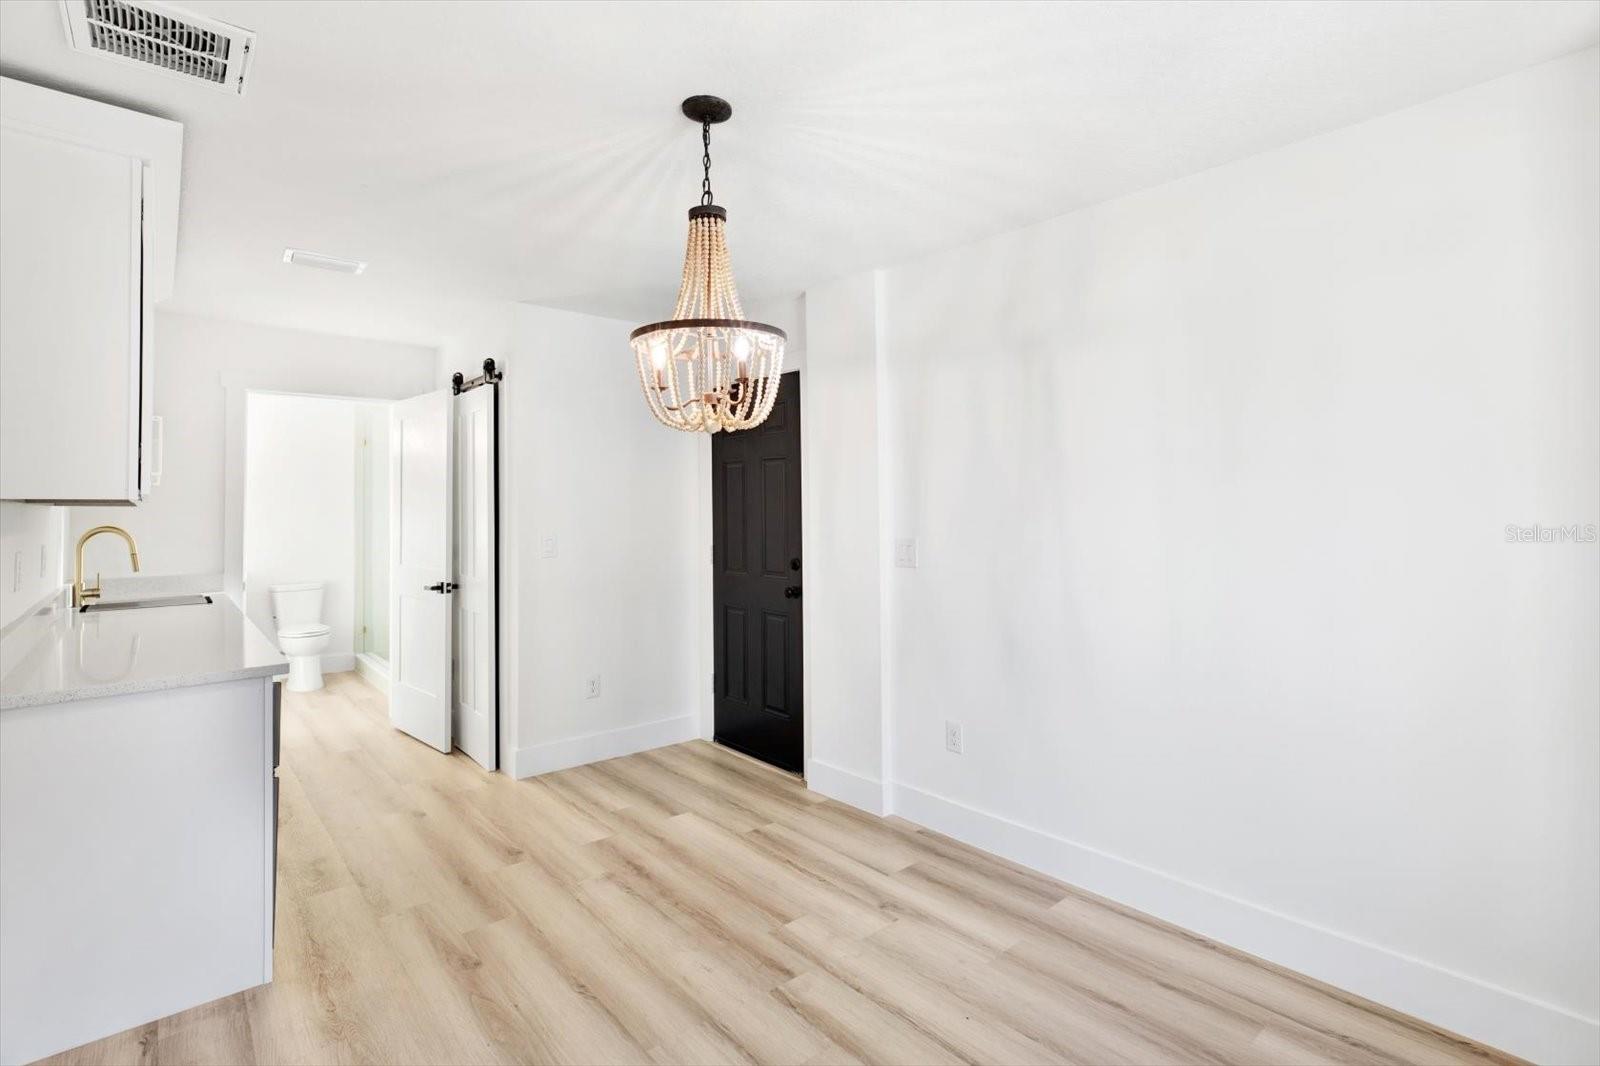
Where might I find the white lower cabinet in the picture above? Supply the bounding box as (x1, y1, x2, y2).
(0, 677, 278, 1064)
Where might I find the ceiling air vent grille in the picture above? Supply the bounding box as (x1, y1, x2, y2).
(59, 0, 255, 96)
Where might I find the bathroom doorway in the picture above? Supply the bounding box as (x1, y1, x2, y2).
(241, 391, 392, 693)
(239, 382, 500, 771)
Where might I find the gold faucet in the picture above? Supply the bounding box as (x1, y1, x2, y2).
(74, 525, 140, 608)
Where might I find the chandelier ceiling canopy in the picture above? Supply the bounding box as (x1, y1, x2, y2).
(630, 95, 786, 434)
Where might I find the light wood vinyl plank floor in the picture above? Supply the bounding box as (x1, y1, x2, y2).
(43, 673, 1520, 1066)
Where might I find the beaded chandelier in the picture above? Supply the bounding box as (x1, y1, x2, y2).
(630, 96, 786, 433)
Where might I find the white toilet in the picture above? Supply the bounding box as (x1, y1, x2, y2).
(269, 582, 332, 692)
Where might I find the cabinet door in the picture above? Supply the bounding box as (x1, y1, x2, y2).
(0, 125, 143, 503)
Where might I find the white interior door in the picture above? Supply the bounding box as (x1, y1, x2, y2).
(389, 389, 453, 752)
(453, 385, 497, 770)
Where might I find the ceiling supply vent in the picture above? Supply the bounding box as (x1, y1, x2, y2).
(59, 0, 255, 96)
(282, 249, 367, 276)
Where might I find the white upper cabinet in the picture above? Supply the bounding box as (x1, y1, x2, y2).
(0, 78, 182, 504)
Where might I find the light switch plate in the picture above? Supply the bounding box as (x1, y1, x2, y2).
(894, 538, 918, 568)
(584, 675, 601, 700)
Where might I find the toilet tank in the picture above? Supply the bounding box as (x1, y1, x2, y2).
(269, 582, 324, 628)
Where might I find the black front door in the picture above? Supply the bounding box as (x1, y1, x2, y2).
(712, 371, 803, 773)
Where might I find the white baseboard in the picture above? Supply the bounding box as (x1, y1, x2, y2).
(806, 758, 889, 816)
(513, 714, 697, 779)
(890, 781, 1596, 1066)
(353, 653, 389, 694)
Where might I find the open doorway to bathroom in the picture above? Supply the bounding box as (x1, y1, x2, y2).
(239, 384, 499, 770)
(241, 390, 391, 699)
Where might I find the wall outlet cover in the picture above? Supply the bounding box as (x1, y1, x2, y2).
(584, 675, 601, 699)
(944, 720, 963, 754)
(541, 536, 558, 559)
(895, 538, 918, 568)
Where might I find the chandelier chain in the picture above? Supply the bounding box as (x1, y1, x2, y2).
(701, 121, 714, 206)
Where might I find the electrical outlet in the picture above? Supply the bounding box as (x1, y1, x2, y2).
(944, 720, 963, 754)
(894, 538, 918, 568)
(541, 535, 558, 559)
(584, 675, 601, 700)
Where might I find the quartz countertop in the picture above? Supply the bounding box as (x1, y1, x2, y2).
(0, 592, 287, 710)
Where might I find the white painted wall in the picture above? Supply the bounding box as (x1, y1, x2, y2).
(743, 294, 807, 372)
(0, 501, 64, 630)
(797, 50, 1597, 1064)
(242, 393, 378, 662)
(506, 303, 701, 776)
(72, 311, 437, 593)
(798, 275, 892, 813)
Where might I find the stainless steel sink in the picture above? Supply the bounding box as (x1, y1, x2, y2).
(80, 594, 213, 613)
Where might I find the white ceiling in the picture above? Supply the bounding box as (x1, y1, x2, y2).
(1, 1, 1595, 346)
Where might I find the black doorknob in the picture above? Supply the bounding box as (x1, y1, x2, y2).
(784, 585, 802, 599)
(790, 557, 801, 571)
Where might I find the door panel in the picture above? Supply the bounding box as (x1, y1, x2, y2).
(453, 385, 497, 770)
(389, 389, 453, 753)
(723, 463, 746, 572)
(762, 613, 788, 713)
(713, 371, 803, 772)
(761, 459, 788, 574)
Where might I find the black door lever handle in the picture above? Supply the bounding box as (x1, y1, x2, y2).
(425, 582, 460, 594)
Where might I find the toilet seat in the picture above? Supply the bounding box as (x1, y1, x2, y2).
(278, 623, 331, 639)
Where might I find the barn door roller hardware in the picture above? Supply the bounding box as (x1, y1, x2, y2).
(452, 358, 502, 395)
